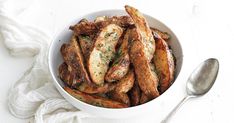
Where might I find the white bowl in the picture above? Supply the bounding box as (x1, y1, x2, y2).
(48, 9, 183, 119)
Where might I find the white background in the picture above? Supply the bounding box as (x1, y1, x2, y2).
(1, 0, 234, 122)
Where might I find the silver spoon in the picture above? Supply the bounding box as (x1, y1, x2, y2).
(161, 58, 219, 123)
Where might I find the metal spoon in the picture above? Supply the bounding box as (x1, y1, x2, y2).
(161, 58, 219, 123)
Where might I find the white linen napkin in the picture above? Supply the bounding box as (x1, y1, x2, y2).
(0, 0, 92, 122)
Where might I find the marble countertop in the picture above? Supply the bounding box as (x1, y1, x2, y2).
(1, 0, 234, 122)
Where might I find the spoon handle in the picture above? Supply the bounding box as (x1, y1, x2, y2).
(161, 95, 190, 123)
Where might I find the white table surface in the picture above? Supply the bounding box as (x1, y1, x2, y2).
(1, 0, 234, 122)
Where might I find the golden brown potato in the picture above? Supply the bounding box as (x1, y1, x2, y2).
(114, 70, 135, 93)
(140, 92, 150, 104)
(59, 62, 115, 94)
(129, 81, 141, 106)
(95, 16, 134, 28)
(150, 27, 170, 41)
(88, 24, 123, 85)
(108, 91, 130, 106)
(153, 34, 175, 93)
(60, 35, 92, 86)
(105, 29, 131, 82)
(70, 19, 97, 36)
(64, 87, 128, 108)
(108, 70, 135, 106)
(125, 5, 155, 61)
(77, 82, 116, 94)
(78, 35, 93, 60)
(58, 62, 73, 86)
(130, 37, 160, 99)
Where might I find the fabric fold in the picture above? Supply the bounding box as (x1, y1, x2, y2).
(0, 0, 93, 122)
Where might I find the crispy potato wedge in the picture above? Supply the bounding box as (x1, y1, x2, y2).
(153, 34, 175, 93)
(88, 24, 123, 85)
(125, 5, 155, 61)
(105, 29, 131, 82)
(140, 92, 150, 104)
(70, 19, 97, 36)
(115, 69, 135, 93)
(58, 62, 73, 86)
(130, 37, 160, 99)
(95, 16, 134, 28)
(60, 35, 92, 86)
(78, 35, 93, 60)
(77, 82, 116, 94)
(128, 80, 141, 106)
(108, 70, 135, 106)
(64, 87, 128, 108)
(109, 91, 130, 106)
(150, 27, 170, 41)
(59, 62, 115, 94)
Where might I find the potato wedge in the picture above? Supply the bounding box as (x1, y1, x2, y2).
(140, 92, 150, 104)
(153, 34, 175, 93)
(95, 16, 134, 28)
(58, 62, 73, 86)
(60, 35, 92, 86)
(59, 62, 115, 94)
(130, 37, 159, 99)
(64, 87, 128, 108)
(88, 24, 123, 85)
(129, 80, 141, 106)
(105, 29, 131, 82)
(150, 27, 170, 41)
(78, 35, 93, 60)
(77, 82, 116, 94)
(115, 69, 135, 93)
(125, 5, 155, 61)
(70, 19, 97, 36)
(108, 91, 130, 106)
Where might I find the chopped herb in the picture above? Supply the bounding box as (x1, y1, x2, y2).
(107, 46, 112, 52)
(80, 35, 91, 41)
(111, 49, 122, 66)
(97, 43, 104, 48)
(104, 32, 117, 38)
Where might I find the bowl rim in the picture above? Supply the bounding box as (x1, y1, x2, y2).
(48, 9, 183, 117)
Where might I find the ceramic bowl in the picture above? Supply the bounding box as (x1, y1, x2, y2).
(48, 9, 183, 119)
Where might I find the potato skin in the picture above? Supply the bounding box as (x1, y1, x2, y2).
(130, 38, 160, 99)
(59, 61, 115, 94)
(60, 35, 92, 86)
(108, 70, 135, 106)
(58, 62, 73, 86)
(125, 5, 155, 61)
(78, 35, 93, 60)
(64, 87, 128, 108)
(150, 27, 170, 41)
(129, 80, 141, 106)
(108, 91, 130, 106)
(153, 34, 175, 93)
(77, 82, 116, 94)
(140, 92, 150, 104)
(115, 69, 135, 93)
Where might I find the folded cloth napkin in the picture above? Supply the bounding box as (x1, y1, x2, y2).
(0, 0, 93, 122)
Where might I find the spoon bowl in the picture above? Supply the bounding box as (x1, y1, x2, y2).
(186, 58, 219, 96)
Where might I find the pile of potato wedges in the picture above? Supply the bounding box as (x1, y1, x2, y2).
(59, 5, 175, 108)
